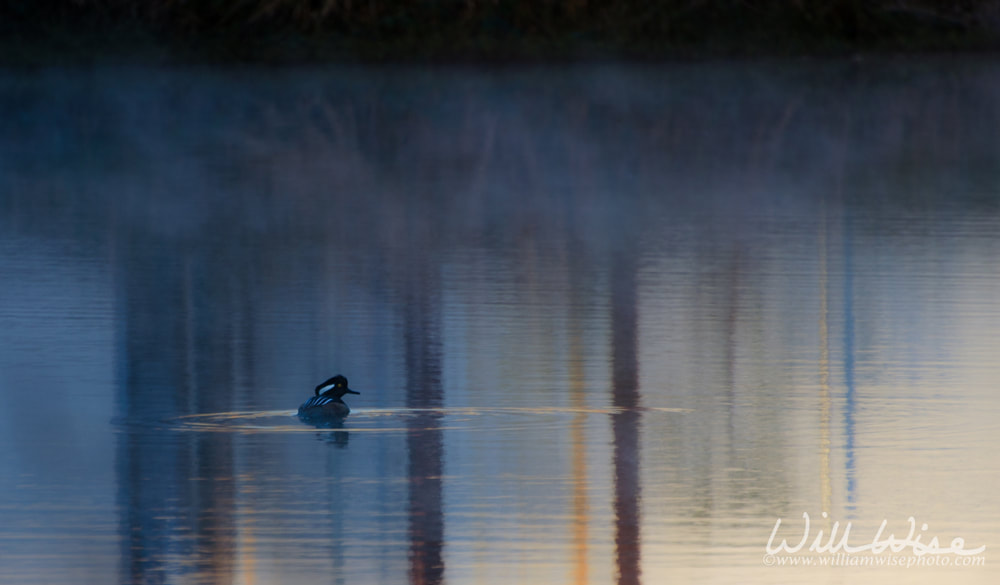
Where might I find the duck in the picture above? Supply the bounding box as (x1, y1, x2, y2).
(298, 375, 360, 419)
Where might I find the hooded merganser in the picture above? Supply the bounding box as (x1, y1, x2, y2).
(298, 375, 360, 419)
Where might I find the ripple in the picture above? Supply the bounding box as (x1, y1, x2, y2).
(167, 405, 690, 434)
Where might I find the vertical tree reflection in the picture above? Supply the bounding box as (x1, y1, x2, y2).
(115, 230, 241, 585)
(569, 300, 590, 584)
(841, 208, 857, 514)
(818, 206, 834, 517)
(611, 249, 642, 585)
(404, 253, 445, 585)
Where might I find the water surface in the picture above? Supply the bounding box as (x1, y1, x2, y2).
(1, 60, 998, 584)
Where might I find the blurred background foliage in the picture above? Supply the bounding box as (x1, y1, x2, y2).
(2, 1, 1000, 62)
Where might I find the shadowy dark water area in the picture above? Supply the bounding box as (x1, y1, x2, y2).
(1, 61, 999, 584)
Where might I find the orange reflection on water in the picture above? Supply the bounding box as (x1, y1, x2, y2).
(569, 309, 589, 585)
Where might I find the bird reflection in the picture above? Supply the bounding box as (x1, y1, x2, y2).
(317, 430, 350, 447)
(306, 418, 350, 447)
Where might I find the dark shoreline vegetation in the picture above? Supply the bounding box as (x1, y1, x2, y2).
(4, 1, 1000, 64)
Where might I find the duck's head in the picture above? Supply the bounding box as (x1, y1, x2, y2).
(314, 374, 361, 398)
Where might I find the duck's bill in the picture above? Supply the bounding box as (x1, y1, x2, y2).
(346, 389, 361, 394)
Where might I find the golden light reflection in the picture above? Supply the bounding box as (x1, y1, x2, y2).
(569, 320, 589, 585)
(240, 498, 257, 585)
(818, 206, 833, 520)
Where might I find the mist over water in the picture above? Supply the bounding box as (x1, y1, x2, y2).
(1, 60, 999, 584)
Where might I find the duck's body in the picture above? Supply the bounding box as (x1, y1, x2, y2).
(298, 394, 352, 418)
(298, 375, 360, 420)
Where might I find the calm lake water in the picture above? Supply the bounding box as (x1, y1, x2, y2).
(1, 59, 998, 585)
